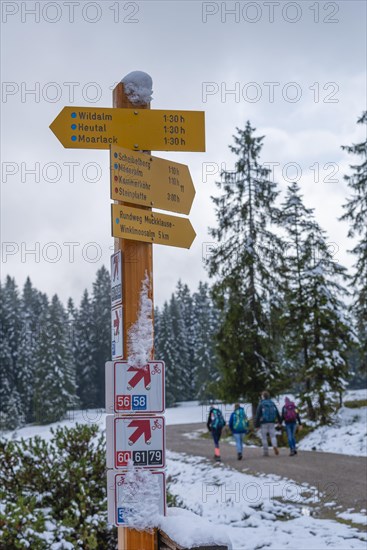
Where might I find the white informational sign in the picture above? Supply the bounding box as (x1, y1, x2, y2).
(106, 415, 165, 469)
(111, 251, 122, 307)
(111, 305, 123, 359)
(107, 469, 166, 526)
(105, 361, 165, 415)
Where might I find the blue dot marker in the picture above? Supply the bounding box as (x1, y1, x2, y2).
(114, 163, 118, 169)
(71, 112, 77, 118)
(71, 136, 77, 141)
(71, 124, 77, 130)
(115, 218, 119, 224)
(114, 153, 118, 158)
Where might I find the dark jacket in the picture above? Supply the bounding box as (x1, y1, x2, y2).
(255, 399, 281, 428)
(281, 404, 302, 425)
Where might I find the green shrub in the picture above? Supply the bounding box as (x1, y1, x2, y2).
(0, 424, 117, 549)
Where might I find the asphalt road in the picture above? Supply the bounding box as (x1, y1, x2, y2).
(166, 423, 367, 517)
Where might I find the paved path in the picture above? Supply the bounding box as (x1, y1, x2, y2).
(166, 423, 367, 516)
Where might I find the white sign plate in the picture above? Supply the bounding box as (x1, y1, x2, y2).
(106, 415, 165, 469)
(107, 469, 166, 526)
(111, 305, 123, 359)
(111, 251, 122, 306)
(105, 361, 165, 415)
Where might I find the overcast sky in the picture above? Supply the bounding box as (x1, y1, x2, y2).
(1, 0, 366, 307)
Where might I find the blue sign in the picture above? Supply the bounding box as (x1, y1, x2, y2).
(132, 395, 147, 410)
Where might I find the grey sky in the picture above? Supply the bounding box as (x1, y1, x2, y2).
(1, 0, 366, 307)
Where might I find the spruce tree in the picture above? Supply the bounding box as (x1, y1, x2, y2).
(192, 282, 219, 401)
(175, 282, 196, 399)
(154, 301, 179, 406)
(281, 182, 353, 423)
(339, 111, 367, 384)
(17, 278, 44, 422)
(91, 266, 111, 408)
(0, 281, 23, 430)
(33, 295, 77, 424)
(0, 336, 23, 430)
(0, 278, 23, 428)
(75, 290, 98, 408)
(207, 122, 284, 418)
(169, 294, 191, 401)
(1, 276, 21, 381)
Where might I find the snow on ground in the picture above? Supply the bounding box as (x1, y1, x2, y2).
(3, 389, 366, 457)
(165, 451, 367, 550)
(344, 388, 367, 402)
(299, 406, 367, 457)
(337, 510, 367, 527)
(2, 392, 367, 549)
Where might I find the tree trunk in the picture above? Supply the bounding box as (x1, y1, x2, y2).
(252, 401, 258, 424)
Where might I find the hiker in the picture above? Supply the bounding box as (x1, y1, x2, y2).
(255, 391, 281, 457)
(207, 405, 226, 462)
(229, 403, 249, 460)
(281, 397, 302, 456)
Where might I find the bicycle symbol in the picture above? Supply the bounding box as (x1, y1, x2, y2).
(152, 419, 162, 430)
(151, 364, 161, 375)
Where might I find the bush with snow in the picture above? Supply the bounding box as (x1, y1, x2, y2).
(0, 424, 116, 549)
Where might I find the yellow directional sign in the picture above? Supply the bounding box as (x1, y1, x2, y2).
(50, 106, 205, 152)
(111, 145, 195, 215)
(111, 204, 196, 249)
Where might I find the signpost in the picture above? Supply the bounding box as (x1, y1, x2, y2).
(105, 361, 165, 415)
(111, 203, 196, 248)
(111, 145, 195, 214)
(111, 305, 123, 360)
(50, 74, 205, 550)
(111, 251, 122, 307)
(106, 415, 165, 469)
(50, 106, 205, 151)
(107, 470, 166, 527)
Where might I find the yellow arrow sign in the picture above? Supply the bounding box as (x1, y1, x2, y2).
(111, 204, 196, 249)
(111, 145, 195, 215)
(50, 106, 205, 152)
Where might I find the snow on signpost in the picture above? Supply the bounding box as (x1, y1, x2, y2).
(107, 468, 166, 528)
(106, 272, 166, 528)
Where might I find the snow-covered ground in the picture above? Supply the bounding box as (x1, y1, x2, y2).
(4, 389, 367, 457)
(164, 451, 367, 549)
(298, 405, 367, 457)
(2, 390, 366, 549)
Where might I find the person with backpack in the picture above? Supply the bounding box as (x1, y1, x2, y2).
(207, 405, 226, 462)
(229, 403, 249, 460)
(255, 391, 281, 457)
(281, 397, 302, 456)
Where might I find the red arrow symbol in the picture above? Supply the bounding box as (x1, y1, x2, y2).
(128, 419, 152, 445)
(113, 311, 120, 335)
(127, 364, 151, 390)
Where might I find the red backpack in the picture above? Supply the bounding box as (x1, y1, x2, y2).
(284, 402, 297, 423)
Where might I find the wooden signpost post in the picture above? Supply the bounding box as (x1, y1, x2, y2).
(50, 76, 205, 550)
